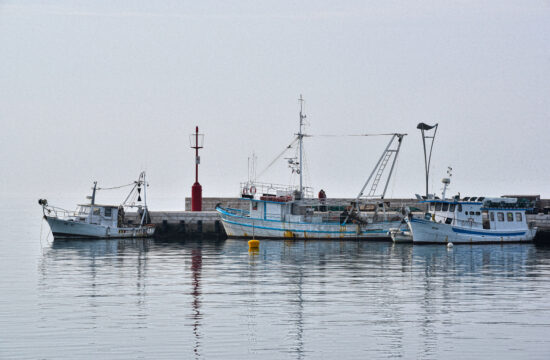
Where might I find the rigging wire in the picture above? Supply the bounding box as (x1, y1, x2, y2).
(39, 217, 44, 250)
(287, 144, 298, 188)
(256, 137, 298, 180)
(389, 155, 399, 200)
(97, 182, 136, 191)
(309, 133, 399, 137)
(302, 144, 311, 194)
(255, 133, 397, 181)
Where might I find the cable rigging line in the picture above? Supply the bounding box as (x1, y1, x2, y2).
(308, 133, 401, 138)
(256, 137, 299, 180)
(97, 182, 136, 191)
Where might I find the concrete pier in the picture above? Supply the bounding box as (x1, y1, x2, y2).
(149, 211, 223, 239)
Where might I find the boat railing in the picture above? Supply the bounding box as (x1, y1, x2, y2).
(222, 207, 250, 216)
(295, 197, 398, 208)
(42, 205, 79, 220)
(240, 181, 313, 199)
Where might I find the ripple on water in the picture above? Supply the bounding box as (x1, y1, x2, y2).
(2, 232, 550, 359)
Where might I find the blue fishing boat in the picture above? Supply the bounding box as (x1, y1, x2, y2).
(217, 96, 409, 240)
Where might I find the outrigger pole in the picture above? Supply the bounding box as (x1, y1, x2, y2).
(417, 123, 438, 198)
(354, 133, 406, 204)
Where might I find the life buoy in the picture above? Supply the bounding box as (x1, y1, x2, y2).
(250, 186, 257, 195)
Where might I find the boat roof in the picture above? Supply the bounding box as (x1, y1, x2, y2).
(421, 200, 482, 205)
(422, 197, 518, 205)
(77, 204, 119, 208)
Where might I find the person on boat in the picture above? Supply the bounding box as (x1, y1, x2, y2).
(117, 206, 125, 227)
(318, 189, 327, 212)
(340, 208, 349, 224)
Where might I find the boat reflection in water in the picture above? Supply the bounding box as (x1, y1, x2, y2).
(36, 238, 550, 359)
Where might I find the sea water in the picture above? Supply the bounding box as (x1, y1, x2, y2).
(2, 195, 550, 359)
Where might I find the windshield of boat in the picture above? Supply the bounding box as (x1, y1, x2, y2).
(76, 206, 90, 215)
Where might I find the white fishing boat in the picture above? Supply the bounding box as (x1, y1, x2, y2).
(39, 172, 155, 239)
(216, 96, 409, 240)
(406, 177, 537, 244)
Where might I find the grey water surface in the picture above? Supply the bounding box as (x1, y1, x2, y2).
(2, 197, 550, 359)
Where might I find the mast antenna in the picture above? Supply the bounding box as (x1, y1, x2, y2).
(298, 94, 306, 196)
(91, 181, 97, 205)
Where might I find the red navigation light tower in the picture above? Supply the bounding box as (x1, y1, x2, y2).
(189, 126, 204, 211)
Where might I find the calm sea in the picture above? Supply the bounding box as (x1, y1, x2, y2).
(2, 196, 550, 359)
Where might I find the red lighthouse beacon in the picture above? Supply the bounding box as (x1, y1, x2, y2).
(190, 126, 204, 211)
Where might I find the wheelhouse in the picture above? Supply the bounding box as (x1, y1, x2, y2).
(424, 197, 532, 231)
(75, 204, 120, 227)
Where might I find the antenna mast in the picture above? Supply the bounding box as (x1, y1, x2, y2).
(298, 95, 306, 196)
(91, 181, 97, 205)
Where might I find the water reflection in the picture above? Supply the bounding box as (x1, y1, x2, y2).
(191, 247, 202, 359)
(34, 239, 550, 359)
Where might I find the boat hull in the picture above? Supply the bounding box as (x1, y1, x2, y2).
(407, 217, 536, 244)
(45, 216, 155, 239)
(217, 207, 405, 240)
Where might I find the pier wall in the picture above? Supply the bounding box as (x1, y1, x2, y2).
(149, 211, 222, 239)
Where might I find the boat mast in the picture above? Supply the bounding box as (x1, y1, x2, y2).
(91, 181, 97, 205)
(298, 95, 306, 196)
(141, 171, 148, 225)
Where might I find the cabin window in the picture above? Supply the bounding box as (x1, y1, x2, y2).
(435, 203, 442, 211)
(507, 212, 513, 222)
(458, 204, 462, 212)
(105, 208, 112, 217)
(252, 202, 258, 210)
(92, 208, 100, 216)
(475, 211, 481, 216)
(450, 204, 456, 212)
(490, 212, 495, 221)
(497, 212, 504, 222)
(442, 203, 449, 211)
(516, 213, 522, 222)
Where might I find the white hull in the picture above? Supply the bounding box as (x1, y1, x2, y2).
(407, 218, 536, 244)
(217, 207, 405, 239)
(45, 216, 155, 239)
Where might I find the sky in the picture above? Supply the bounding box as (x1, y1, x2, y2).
(1, 0, 549, 209)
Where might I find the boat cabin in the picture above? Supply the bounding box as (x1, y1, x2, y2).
(424, 197, 532, 231)
(75, 204, 121, 227)
(249, 198, 293, 221)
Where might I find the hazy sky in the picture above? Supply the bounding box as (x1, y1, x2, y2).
(1, 0, 549, 209)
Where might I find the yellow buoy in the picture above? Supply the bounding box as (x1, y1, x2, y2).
(248, 239, 260, 250)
